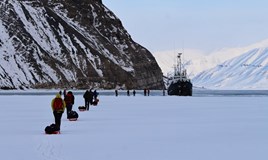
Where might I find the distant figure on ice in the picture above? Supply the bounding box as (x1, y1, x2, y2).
(88, 89, 94, 105)
(144, 88, 147, 96)
(51, 93, 66, 131)
(127, 90, 130, 96)
(115, 89, 118, 96)
(64, 91, 75, 117)
(83, 90, 90, 110)
(83, 89, 93, 110)
(63, 89, 67, 97)
(133, 90, 136, 96)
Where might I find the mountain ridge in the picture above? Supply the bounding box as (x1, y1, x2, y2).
(192, 47, 268, 89)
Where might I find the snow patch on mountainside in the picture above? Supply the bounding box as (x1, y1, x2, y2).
(52, 3, 134, 73)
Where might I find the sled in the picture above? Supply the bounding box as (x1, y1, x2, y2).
(92, 99, 99, 106)
(45, 130, 60, 134)
(45, 123, 60, 134)
(67, 110, 79, 121)
(68, 118, 78, 121)
(78, 106, 87, 111)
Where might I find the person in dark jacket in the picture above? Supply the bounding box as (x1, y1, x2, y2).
(51, 93, 66, 130)
(83, 90, 93, 110)
(64, 91, 75, 117)
(144, 88, 147, 96)
(63, 89, 67, 97)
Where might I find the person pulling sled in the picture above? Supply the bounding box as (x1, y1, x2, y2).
(83, 89, 93, 110)
(50, 93, 66, 132)
(64, 91, 75, 118)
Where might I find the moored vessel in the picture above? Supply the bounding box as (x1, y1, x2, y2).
(167, 53, 192, 96)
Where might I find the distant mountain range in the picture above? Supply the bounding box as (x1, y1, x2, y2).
(154, 39, 268, 89)
(0, 0, 163, 90)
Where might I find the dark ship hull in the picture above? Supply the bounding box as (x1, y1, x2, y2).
(167, 80, 192, 96)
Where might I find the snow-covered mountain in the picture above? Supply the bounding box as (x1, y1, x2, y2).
(193, 47, 268, 89)
(0, 0, 163, 89)
(154, 39, 268, 89)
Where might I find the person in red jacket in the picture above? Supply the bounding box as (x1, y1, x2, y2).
(64, 91, 75, 118)
(51, 93, 66, 130)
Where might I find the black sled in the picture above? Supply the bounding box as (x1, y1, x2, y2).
(67, 110, 79, 121)
(78, 106, 86, 111)
(92, 98, 99, 106)
(45, 124, 60, 134)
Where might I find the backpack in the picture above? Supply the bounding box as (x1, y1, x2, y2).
(53, 98, 63, 111)
(64, 93, 73, 105)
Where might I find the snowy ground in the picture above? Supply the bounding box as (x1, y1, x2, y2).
(0, 92, 267, 160)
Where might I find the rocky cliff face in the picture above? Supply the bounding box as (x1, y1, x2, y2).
(0, 0, 163, 89)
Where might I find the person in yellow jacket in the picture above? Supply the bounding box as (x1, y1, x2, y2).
(51, 93, 66, 131)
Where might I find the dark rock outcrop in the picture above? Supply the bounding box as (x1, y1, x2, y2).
(0, 0, 163, 89)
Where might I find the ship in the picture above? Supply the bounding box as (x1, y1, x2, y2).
(166, 53, 192, 96)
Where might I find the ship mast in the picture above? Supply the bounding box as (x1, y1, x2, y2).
(177, 53, 182, 75)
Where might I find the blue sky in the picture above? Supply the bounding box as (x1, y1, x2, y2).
(102, 0, 268, 53)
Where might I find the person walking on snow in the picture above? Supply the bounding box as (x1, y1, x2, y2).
(144, 88, 147, 96)
(64, 91, 75, 118)
(63, 89, 67, 97)
(51, 93, 66, 130)
(83, 90, 93, 110)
